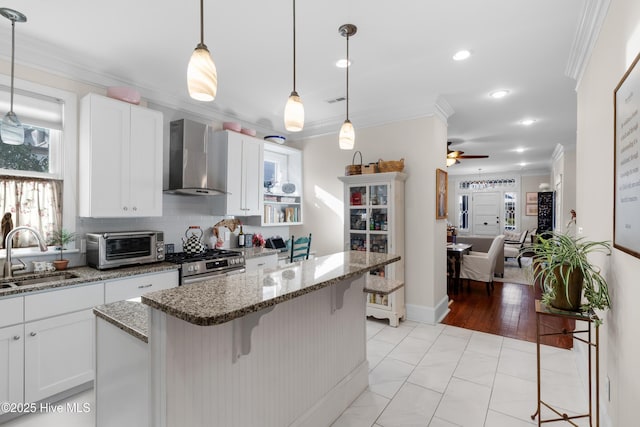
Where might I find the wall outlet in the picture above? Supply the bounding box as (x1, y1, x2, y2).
(578, 227, 584, 234)
(80, 238, 86, 254)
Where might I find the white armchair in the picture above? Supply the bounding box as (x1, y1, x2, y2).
(459, 234, 505, 295)
(504, 230, 528, 267)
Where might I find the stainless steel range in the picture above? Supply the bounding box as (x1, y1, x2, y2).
(164, 249, 245, 285)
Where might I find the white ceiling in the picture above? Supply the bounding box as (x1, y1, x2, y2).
(0, 0, 596, 176)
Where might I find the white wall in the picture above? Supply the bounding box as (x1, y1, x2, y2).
(576, 0, 640, 425)
(295, 116, 449, 323)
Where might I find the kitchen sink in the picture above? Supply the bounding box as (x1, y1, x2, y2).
(0, 271, 81, 289)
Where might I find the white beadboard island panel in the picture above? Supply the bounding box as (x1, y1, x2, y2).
(145, 251, 400, 427)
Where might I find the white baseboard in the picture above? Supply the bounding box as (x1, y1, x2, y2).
(406, 296, 450, 325)
(291, 360, 369, 427)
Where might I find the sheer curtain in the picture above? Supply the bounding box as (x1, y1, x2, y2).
(0, 176, 62, 248)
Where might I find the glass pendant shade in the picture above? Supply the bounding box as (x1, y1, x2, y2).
(1, 111, 24, 145)
(284, 91, 304, 132)
(446, 157, 457, 167)
(339, 119, 355, 150)
(188, 44, 217, 101)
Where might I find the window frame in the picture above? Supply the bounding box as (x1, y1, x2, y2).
(0, 75, 77, 254)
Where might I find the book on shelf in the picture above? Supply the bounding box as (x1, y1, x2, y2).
(264, 204, 300, 224)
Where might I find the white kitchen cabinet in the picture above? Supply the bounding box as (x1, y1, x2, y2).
(339, 172, 407, 327)
(79, 93, 163, 217)
(24, 309, 95, 402)
(104, 270, 178, 303)
(211, 130, 263, 216)
(0, 324, 24, 413)
(245, 253, 278, 271)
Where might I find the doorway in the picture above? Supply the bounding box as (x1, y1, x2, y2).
(472, 192, 501, 235)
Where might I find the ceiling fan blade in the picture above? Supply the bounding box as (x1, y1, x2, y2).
(458, 154, 489, 159)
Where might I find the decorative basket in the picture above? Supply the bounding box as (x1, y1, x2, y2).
(378, 158, 405, 173)
(345, 151, 363, 176)
(362, 162, 378, 174)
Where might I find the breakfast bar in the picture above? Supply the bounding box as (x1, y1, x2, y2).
(96, 250, 401, 427)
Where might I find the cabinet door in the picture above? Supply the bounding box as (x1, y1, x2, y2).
(129, 106, 163, 216)
(245, 254, 278, 271)
(24, 310, 95, 402)
(242, 138, 263, 216)
(0, 325, 24, 411)
(80, 94, 130, 217)
(225, 136, 244, 216)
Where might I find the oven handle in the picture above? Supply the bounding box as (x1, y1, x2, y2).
(181, 268, 246, 285)
(101, 231, 158, 238)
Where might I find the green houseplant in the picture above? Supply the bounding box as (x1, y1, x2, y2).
(48, 228, 75, 270)
(525, 231, 611, 315)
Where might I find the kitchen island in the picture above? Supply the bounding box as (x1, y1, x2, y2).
(104, 251, 400, 427)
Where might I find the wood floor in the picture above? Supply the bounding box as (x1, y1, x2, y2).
(442, 279, 574, 349)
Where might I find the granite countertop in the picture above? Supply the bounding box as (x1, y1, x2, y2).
(0, 262, 179, 298)
(142, 251, 400, 327)
(238, 247, 280, 259)
(363, 275, 404, 295)
(94, 300, 149, 343)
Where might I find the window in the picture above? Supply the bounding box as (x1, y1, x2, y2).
(458, 194, 469, 231)
(0, 79, 75, 249)
(263, 150, 289, 193)
(504, 192, 517, 231)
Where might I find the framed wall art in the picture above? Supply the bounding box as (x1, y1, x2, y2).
(436, 168, 448, 219)
(614, 51, 640, 259)
(526, 204, 538, 216)
(526, 192, 538, 204)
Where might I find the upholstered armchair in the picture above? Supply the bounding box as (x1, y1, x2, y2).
(459, 235, 505, 295)
(503, 230, 528, 267)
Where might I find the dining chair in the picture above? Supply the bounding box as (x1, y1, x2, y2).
(504, 230, 528, 267)
(290, 233, 312, 263)
(459, 234, 505, 296)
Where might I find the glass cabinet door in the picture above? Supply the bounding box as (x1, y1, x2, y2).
(349, 186, 367, 207)
(369, 184, 388, 206)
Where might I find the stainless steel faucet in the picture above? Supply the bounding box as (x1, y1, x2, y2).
(3, 226, 48, 278)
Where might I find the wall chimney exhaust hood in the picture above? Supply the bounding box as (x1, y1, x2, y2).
(165, 118, 225, 195)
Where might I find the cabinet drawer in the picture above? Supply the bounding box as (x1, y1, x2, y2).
(105, 271, 178, 303)
(245, 254, 278, 271)
(0, 297, 24, 328)
(25, 283, 105, 322)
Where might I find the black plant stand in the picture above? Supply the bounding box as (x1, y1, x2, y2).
(531, 300, 599, 426)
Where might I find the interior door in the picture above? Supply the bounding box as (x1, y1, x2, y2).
(472, 192, 501, 235)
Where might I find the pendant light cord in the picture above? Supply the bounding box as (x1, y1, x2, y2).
(199, 0, 204, 45)
(292, 0, 297, 92)
(9, 19, 15, 112)
(345, 33, 350, 121)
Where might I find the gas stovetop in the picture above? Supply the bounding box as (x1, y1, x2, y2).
(165, 249, 246, 282)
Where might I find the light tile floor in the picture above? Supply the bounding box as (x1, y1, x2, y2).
(2, 319, 588, 427)
(332, 319, 590, 427)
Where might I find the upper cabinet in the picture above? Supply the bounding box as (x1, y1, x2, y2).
(79, 93, 163, 217)
(210, 130, 264, 217)
(262, 142, 303, 226)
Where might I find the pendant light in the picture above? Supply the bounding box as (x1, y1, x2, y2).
(187, 0, 217, 101)
(338, 24, 357, 150)
(0, 8, 27, 145)
(284, 0, 304, 132)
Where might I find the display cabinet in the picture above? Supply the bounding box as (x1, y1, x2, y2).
(339, 172, 406, 326)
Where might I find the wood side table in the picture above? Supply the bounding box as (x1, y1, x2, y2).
(531, 300, 599, 426)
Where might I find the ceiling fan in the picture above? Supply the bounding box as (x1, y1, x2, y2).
(447, 141, 489, 166)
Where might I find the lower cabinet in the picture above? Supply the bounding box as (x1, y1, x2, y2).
(24, 310, 95, 403)
(0, 324, 24, 413)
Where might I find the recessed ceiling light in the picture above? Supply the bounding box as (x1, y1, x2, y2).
(515, 147, 525, 153)
(520, 119, 536, 126)
(336, 59, 351, 68)
(452, 50, 471, 61)
(490, 90, 510, 99)
(519, 162, 527, 167)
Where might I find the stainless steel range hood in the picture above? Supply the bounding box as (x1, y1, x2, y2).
(165, 119, 225, 195)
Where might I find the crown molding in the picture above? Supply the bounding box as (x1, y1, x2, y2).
(565, 0, 611, 88)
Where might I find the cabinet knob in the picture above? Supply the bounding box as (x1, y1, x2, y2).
(30, 332, 37, 337)
(138, 284, 153, 289)
(132, 206, 137, 211)
(123, 206, 128, 211)
(13, 335, 20, 340)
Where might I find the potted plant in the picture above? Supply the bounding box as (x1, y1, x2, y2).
(48, 228, 75, 270)
(524, 231, 611, 317)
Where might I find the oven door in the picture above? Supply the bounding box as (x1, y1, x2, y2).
(181, 267, 246, 285)
(101, 232, 157, 267)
